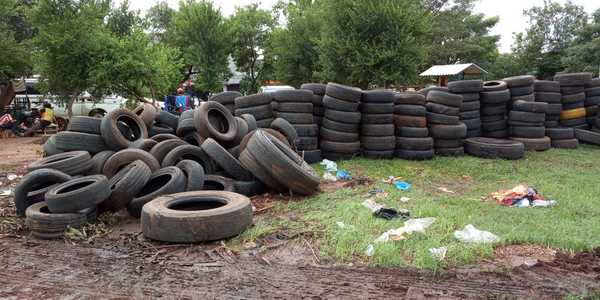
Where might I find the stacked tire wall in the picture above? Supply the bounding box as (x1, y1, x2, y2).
(301, 83, 326, 127)
(425, 90, 466, 156)
(503, 75, 535, 109)
(234, 93, 275, 128)
(533, 80, 562, 129)
(480, 80, 510, 138)
(319, 83, 363, 160)
(449, 80, 483, 138)
(585, 78, 600, 128)
(360, 90, 396, 158)
(508, 100, 550, 151)
(393, 92, 433, 160)
(271, 89, 320, 163)
(555, 72, 592, 129)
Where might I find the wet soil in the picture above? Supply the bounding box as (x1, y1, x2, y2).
(0, 136, 599, 298)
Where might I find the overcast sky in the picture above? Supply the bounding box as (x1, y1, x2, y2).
(122, 0, 599, 53)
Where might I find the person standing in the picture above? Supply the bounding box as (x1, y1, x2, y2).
(39, 102, 55, 129)
(175, 88, 191, 113)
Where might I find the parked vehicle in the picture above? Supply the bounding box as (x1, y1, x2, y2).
(259, 85, 295, 93)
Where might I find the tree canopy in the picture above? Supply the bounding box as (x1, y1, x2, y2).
(169, 0, 231, 93)
(511, 0, 588, 78)
(229, 4, 275, 94)
(0, 0, 35, 80)
(562, 9, 600, 74)
(425, 0, 500, 70)
(269, 0, 322, 87)
(318, 0, 430, 88)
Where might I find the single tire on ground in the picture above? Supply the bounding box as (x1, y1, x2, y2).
(141, 191, 252, 243)
(464, 137, 524, 160)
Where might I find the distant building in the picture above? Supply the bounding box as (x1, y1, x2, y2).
(420, 63, 487, 86)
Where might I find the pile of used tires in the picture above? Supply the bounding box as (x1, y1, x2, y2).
(17, 101, 320, 242)
(18, 74, 600, 242)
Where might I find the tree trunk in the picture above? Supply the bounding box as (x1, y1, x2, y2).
(67, 95, 77, 118)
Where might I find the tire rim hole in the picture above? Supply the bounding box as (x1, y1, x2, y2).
(117, 116, 142, 141)
(168, 199, 226, 211)
(136, 174, 171, 197)
(207, 109, 229, 134)
(57, 180, 95, 194)
(203, 180, 225, 191)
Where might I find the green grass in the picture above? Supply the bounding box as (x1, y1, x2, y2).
(229, 145, 600, 271)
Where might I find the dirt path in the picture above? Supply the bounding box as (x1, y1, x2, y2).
(0, 137, 43, 172)
(0, 236, 598, 299)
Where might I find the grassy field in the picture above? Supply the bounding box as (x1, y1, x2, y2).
(229, 145, 600, 272)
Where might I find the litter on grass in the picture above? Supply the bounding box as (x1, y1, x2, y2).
(454, 224, 499, 243)
(490, 184, 557, 208)
(362, 198, 384, 213)
(429, 247, 448, 261)
(365, 244, 375, 257)
(374, 218, 436, 242)
(362, 198, 410, 220)
(336, 221, 354, 229)
(321, 159, 338, 181)
(6, 174, 17, 181)
(436, 187, 455, 194)
(320, 159, 337, 173)
(336, 170, 352, 181)
(400, 197, 410, 203)
(394, 181, 411, 191)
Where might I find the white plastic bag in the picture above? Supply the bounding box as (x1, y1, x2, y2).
(454, 224, 499, 243)
(320, 159, 337, 172)
(403, 218, 436, 233)
(320, 159, 338, 181)
(362, 198, 384, 213)
(374, 218, 436, 243)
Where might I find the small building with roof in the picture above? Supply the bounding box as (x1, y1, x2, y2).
(420, 63, 487, 86)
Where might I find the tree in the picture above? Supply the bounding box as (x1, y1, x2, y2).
(269, 0, 322, 87)
(318, 0, 429, 88)
(425, 0, 500, 71)
(169, 0, 231, 93)
(31, 0, 114, 115)
(562, 9, 600, 75)
(91, 29, 183, 102)
(0, 0, 34, 80)
(511, 0, 588, 78)
(229, 4, 275, 94)
(106, 0, 142, 37)
(487, 53, 527, 79)
(146, 1, 174, 43)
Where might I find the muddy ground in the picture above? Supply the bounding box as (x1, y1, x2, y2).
(0, 136, 599, 299)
